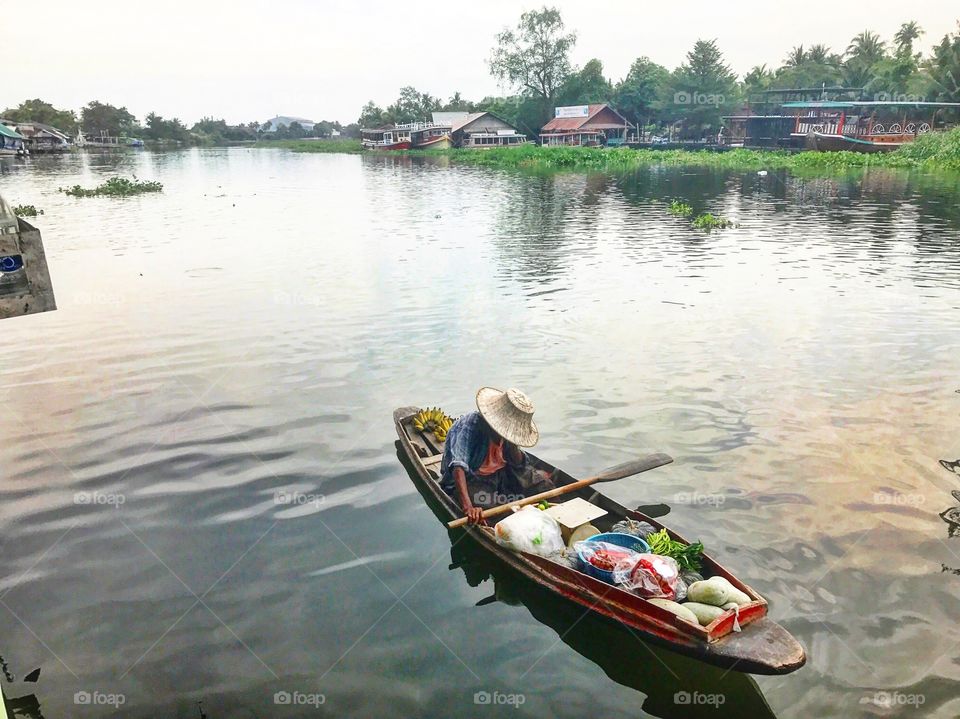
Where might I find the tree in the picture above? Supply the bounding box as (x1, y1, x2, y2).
(668, 39, 739, 136)
(557, 58, 613, 105)
(784, 46, 807, 68)
(81, 101, 138, 135)
(614, 56, 669, 127)
(358, 101, 385, 128)
(925, 22, 960, 101)
(1, 99, 78, 133)
(143, 112, 190, 142)
(742, 65, 775, 99)
(894, 21, 923, 57)
(843, 31, 888, 88)
(488, 6, 576, 125)
(442, 92, 475, 112)
(774, 44, 842, 90)
(383, 86, 441, 124)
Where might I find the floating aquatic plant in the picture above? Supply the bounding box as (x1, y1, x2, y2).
(12, 204, 43, 217)
(691, 213, 736, 231)
(669, 200, 693, 217)
(60, 177, 163, 198)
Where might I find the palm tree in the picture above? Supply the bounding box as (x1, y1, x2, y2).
(846, 31, 886, 66)
(894, 21, 923, 56)
(784, 45, 806, 67)
(807, 44, 831, 64)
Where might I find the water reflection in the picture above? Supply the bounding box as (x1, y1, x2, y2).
(398, 444, 777, 719)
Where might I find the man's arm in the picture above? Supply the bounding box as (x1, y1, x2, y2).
(454, 466, 485, 525)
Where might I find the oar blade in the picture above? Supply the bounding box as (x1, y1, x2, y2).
(596, 453, 673, 482)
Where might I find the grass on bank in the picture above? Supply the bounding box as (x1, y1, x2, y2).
(60, 177, 164, 198)
(272, 127, 960, 174)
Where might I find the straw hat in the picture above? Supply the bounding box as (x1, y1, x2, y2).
(476, 387, 539, 447)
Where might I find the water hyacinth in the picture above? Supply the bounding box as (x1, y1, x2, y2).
(12, 205, 43, 217)
(60, 177, 164, 198)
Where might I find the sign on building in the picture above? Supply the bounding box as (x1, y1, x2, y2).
(555, 106, 590, 119)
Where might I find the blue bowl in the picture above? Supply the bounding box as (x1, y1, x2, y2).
(575, 532, 651, 583)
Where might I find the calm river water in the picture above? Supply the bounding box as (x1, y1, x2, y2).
(1, 148, 960, 718)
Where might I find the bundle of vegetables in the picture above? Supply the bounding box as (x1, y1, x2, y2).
(681, 576, 753, 627)
(646, 528, 704, 572)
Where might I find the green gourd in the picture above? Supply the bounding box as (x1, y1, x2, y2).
(648, 598, 699, 625)
(683, 601, 726, 626)
(686, 579, 730, 606)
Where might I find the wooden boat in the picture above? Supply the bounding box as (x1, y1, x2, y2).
(413, 133, 452, 150)
(394, 406, 806, 675)
(804, 131, 903, 153)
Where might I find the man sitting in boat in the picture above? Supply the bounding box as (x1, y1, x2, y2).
(440, 387, 555, 525)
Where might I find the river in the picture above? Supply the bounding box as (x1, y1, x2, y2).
(1, 147, 959, 718)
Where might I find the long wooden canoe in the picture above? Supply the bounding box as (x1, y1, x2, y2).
(394, 406, 806, 675)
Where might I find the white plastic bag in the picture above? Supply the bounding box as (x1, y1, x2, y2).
(612, 553, 681, 599)
(494, 506, 564, 557)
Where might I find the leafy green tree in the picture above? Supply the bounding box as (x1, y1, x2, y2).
(742, 65, 775, 99)
(614, 56, 669, 127)
(358, 101, 386, 128)
(894, 21, 923, 56)
(667, 39, 739, 137)
(383, 86, 440, 124)
(843, 31, 888, 88)
(81, 101, 139, 135)
(925, 22, 960, 101)
(557, 59, 613, 105)
(143, 112, 190, 142)
(442, 92, 475, 112)
(488, 6, 576, 125)
(1, 99, 78, 133)
(783, 46, 807, 68)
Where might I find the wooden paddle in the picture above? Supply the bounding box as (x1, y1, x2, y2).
(447, 453, 673, 528)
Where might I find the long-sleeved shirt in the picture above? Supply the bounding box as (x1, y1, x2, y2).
(439, 411, 525, 493)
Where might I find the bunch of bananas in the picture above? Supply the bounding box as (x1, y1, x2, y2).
(413, 407, 454, 442)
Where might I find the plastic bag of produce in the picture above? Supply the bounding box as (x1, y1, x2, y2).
(494, 506, 564, 557)
(574, 541, 642, 573)
(611, 518, 657, 539)
(613, 553, 680, 599)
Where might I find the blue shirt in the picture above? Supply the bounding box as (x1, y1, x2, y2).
(440, 411, 525, 492)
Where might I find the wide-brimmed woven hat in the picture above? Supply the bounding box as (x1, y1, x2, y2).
(476, 387, 539, 448)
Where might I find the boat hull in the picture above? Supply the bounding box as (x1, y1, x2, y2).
(801, 131, 904, 153)
(361, 141, 411, 151)
(394, 406, 806, 675)
(414, 135, 452, 150)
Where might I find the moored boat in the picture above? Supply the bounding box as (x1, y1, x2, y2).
(394, 406, 806, 675)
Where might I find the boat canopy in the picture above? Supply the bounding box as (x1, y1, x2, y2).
(0, 123, 24, 139)
(783, 101, 960, 109)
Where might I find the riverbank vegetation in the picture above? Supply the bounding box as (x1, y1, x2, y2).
(257, 138, 362, 154)
(60, 177, 163, 198)
(358, 9, 960, 141)
(273, 126, 960, 173)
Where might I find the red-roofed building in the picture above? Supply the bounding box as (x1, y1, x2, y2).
(540, 104, 633, 147)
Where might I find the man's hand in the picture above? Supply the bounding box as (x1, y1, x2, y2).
(466, 505, 487, 526)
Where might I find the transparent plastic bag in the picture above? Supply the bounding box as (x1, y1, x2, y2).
(613, 553, 680, 599)
(573, 540, 642, 573)
(494, 506, 564, 557)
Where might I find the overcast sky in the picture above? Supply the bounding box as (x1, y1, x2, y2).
(7, 1, 958, 126)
